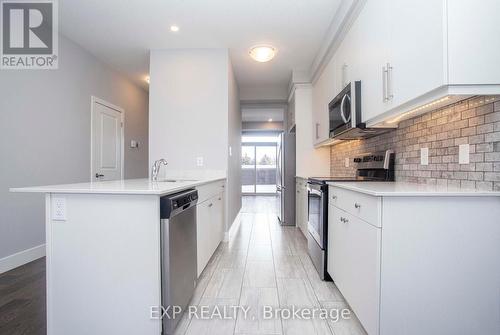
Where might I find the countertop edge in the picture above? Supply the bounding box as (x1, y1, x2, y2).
(327, 182, 500, 197)
(9, 177, 227, 196)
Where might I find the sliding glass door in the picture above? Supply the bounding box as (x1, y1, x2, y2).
(255, 146, 277, 193)
(241, 143, 278, 195)
(241, 146, 256, 193)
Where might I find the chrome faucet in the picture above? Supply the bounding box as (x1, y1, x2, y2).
(151, 159, 168, 181)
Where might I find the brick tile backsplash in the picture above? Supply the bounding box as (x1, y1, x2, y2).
(329, 95, 500, 191)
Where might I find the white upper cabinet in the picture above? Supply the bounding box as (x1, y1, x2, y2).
(312, 55, 337, 144)
(335, 37, 350, 93)
(356, 0, 445, 123)
(447, 0, 500, 85)
(287, 96, 296, 132)
(354, 0, 391, 123)
(387, 0, 445, 109)
(328, 0, 500, 125)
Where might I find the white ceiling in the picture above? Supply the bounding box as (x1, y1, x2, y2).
(59, 0, 341, 95)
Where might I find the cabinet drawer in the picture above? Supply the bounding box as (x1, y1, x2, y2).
(196, 180, 225, 204)
(329, 185, 381, 227)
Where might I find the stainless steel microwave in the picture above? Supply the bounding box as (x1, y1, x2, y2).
(328, 81, 362, 139)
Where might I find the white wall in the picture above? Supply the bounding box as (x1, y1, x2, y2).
(149, 49, 228, 172)
(227, 60, 242, 228)
(240, 84, 288, 101)
(149, 49, 241, 229)
(242, 121, 283, 131)
(0, 35, 149, 265)
(294, 86, 330, 177)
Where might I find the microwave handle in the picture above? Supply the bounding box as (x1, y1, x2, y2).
(340, 93, 351, 123)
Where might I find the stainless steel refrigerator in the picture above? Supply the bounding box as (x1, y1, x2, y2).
(276, 131, 296, 225)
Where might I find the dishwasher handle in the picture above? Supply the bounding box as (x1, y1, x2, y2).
(160, 189, 198, 219)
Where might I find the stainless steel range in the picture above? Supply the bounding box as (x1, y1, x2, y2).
(307, 150, 395, 280)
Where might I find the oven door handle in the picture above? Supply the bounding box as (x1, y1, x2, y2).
(340, 93, 351, 124)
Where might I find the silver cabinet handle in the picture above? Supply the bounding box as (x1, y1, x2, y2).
(354, 203, 361, 209)
(387, 62, 394, 100)
(315, 123, 320, 139)
(382, 65, 388, 102)
(95, 173, 104, 178)
(340, 217, 349, 223)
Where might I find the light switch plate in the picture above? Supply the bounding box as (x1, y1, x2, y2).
(52, 197, 67, 221)
(344, 157, 349, 168)
(130, 140, 139, 148)
(196, 157, 204, 167)
(420, 148, 429, 165)
(459, 144, 470, 164)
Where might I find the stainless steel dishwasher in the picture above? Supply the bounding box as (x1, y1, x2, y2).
(160, 189, 198, 334)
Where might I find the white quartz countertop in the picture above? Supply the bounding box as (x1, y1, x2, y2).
(327, 181, 500, 197)
(10, 177, 226, 196)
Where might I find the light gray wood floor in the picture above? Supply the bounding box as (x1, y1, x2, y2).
(175, 196, 367, 335)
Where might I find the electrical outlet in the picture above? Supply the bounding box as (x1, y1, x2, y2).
(344, 157, 349, 168)
(420, 148, 429, 165)
(52, 197, 67, 221)
(459, 144, 470, 164)
(196, 157, 204, 167)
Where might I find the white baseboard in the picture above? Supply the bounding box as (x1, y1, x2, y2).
(224, 210, 242, 242)
(0, 244, 45, 274)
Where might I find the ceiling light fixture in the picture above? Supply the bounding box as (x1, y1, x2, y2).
(249, 45, 277, 62)
(268, 118, 273, 122)
(170, 25, 179, 32)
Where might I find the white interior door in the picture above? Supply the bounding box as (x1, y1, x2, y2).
(92, 98, 123, 181)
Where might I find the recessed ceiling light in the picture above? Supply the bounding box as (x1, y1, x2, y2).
(145, 76, 150, 84)
(170, 25, 179, 32)
(268, 118, 273, 122)
(249, 45, 277, 62)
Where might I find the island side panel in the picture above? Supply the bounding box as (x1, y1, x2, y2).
(380, 196, 500, 335)
(45, 193, 161, 335)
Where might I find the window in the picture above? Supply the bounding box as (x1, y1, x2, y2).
(241, 134, 279, 194)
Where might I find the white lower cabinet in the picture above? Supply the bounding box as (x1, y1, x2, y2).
(295, 178, 308, 237)
(329, 204, 380, 335)
(196, 192, 224, 277)
(328, 185, 500, 335)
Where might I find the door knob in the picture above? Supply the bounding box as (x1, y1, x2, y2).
(95, 173, 104, 178)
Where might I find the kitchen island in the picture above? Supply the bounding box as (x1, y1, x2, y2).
(10, 177, 226, 335)
(326, 181, 500, 335)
